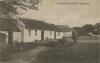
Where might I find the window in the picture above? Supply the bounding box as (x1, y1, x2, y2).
(28, 30, 31, 36)
(35, 30, 37, 36)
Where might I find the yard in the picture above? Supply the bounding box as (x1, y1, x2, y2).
(0, 36, 100, 63)
(36, 40, 99, 63)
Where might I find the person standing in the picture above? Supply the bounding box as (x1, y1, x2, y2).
(71, 29, 78, 42)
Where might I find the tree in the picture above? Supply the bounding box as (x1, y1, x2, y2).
(0, 0, 40, 15)
(0, 0, 40, 46)
(73, 27, 81, 36)
(81, 24, 95, 35)
(95, 23, 100, 34)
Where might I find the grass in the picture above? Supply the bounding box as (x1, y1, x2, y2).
(78, 36, 100, 40)
(0, 42, 38, 62)
(0, 37, 99, 63)
(35, 41, 100, 63)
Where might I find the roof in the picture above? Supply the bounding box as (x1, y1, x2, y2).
(19, 18, 71, 32)
(19, 18, 58, 31)
(0, 17, 72, 32)
(56, 25, 72, 32)
(0, 17, 21, 32)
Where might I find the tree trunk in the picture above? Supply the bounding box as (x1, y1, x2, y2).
(8, 31, 13, 47)
(21, 31, 24, 42)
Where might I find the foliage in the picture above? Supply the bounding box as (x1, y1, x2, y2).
(73, 27, 81, 36)
(0, 33, 7, 44)
(73, 23, 100, 36)
(95, 23, 100, 34)
(81, 24, 95, 35)
(0, 0, 40, 15)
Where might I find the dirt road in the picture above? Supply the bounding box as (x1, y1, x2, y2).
(0, 39, 100, 63)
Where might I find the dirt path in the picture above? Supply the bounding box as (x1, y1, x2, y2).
(1, 46, 50, 63)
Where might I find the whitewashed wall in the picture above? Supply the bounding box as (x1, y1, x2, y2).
(44, 31, 54, 39)
(63, 31, 72, 37)
(23, 29, 41, 42)
(0, 31, 21, 43)
(13, 32, 21, 42)
(0, 30, 72, 43)
(49, 31, 55, 39)
(10, 29, 41, 42)
(56, 32, 64, 39)
(13, 29, 55, 42)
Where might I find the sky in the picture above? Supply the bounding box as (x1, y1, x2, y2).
(18, 0, 100, 27)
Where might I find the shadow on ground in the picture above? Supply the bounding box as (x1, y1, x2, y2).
(34, 41, 99, 63)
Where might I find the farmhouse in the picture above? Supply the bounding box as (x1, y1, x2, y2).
(0, 16, 72, 43)
(18, 18, 58, 42)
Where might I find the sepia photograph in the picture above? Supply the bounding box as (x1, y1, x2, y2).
(0, 0, 100, 63)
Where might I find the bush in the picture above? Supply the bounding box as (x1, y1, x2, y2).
(0, 45, 11, 61)
(0, 33, 7, 44)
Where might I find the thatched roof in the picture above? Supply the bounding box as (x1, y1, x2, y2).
(0, 17, 21, 32)
(19, 18, 71, 32)
(0, 17, 72, 32)
(56, 25, 72, 32)
(19, 18, 58, 31)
